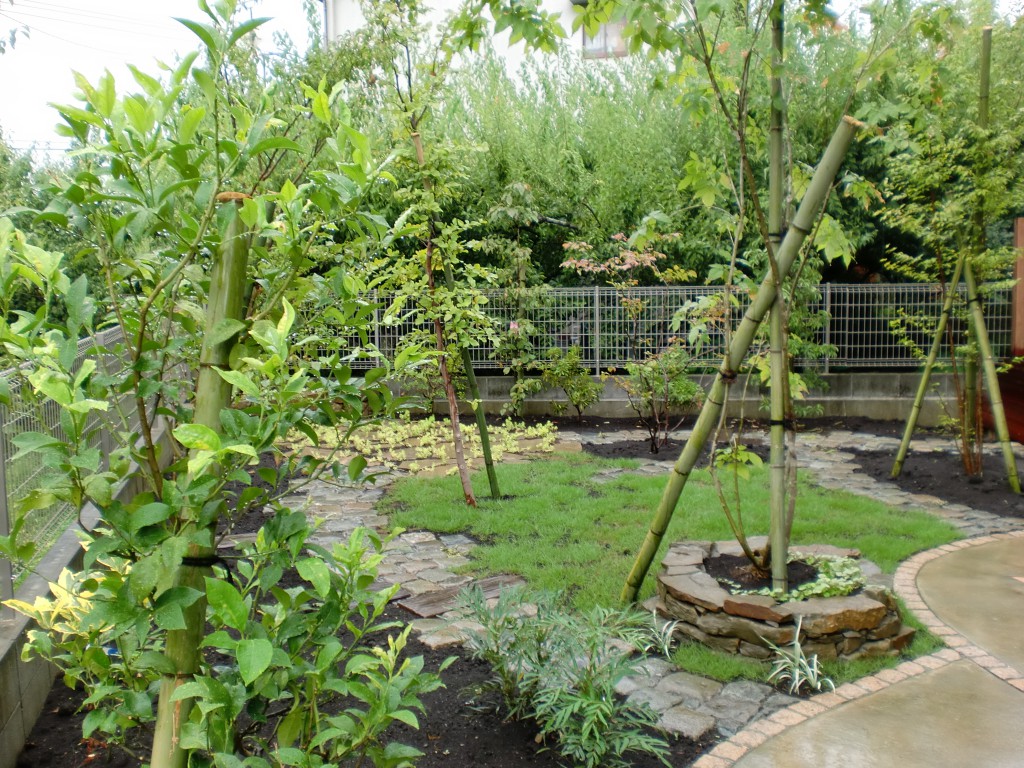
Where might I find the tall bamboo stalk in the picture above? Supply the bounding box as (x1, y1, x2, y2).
(411, 132, 477, 506)
(891, 252, 966, 477)
(150, 197, 250, 768)
(964, 261, 1020, 491)
(969, 27, 1018, 492)
(622, 116, 861, 603)
(767, 0, 790, 592)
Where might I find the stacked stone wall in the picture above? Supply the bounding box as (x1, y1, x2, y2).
(654, 540, 915, 661)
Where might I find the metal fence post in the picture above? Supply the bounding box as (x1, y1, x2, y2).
(593, 287, 601, 374)
(372, 289, 381, 354)
(0, 406, 13, 614)
(824, 283, 832, 374)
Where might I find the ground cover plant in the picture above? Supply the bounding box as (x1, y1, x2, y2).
(327, 414, 558, 474)
(382, 452, 961, 610)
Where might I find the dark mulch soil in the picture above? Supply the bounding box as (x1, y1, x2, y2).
(703, 553, 819, 592)
(851, 445, 1024, 519)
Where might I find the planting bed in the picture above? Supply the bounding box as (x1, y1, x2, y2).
(17, 601, 712, 768)
(653, 539, 914, 661)
(16, 416, 1023, 767)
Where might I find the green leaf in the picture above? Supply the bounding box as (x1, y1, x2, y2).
(176, 18, 219, 53)
(206, 577, 248, 631)
(128, 502, 172, 534)
(296, 558, 331, 598)
(217, 369, 260, 398)
(228, 17, 270, 46)
(276, 707, 305, 748)
(179, 106, 207, 143)
(135, 651, 177, 674)
(208, 318, 246, 346)
(348, 454, 367, 481)
(192, 67, 218, 106)
(237, 638, 273, 685)
(389, 709, 420, 729)
(10, 431, 63, 457)
(94, 71, 116, 118)
(248, 136, 301, 156)
(174, 423, 222, 451)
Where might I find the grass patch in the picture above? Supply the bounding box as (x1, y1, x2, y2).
(382, 451, 961, 609)
(672, 641, 770, 682)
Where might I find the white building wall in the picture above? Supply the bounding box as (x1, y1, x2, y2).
(323, 0, 587, 67)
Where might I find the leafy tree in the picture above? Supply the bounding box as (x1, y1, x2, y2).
(2, 4, 438, 768)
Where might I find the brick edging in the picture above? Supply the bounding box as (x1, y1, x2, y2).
(691, 531, 1024, 768)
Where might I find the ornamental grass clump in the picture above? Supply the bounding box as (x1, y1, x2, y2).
(458, 586, 672, 768)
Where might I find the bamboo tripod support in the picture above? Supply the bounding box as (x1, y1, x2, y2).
(891, 27, 1020, 493)
(621, 116, 862, 603)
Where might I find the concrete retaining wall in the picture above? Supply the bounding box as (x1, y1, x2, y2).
(0, 423, 172, 768)
(436, 372, 957, 426)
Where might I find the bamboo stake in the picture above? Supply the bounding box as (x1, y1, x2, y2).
(968, 26, 1018, 492)
(965, 262, 1021, 491)
(891, 252, 966, 477)
(442, 259, 501, 498)
(767, 0, 789, 592)
(150, 197, 250, 768)
(621, 116, 861, 603)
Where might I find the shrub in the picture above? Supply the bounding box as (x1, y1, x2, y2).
(615, 344, 704, 452)
(10, 521, 448, 765)
(540, 345, 603, 421)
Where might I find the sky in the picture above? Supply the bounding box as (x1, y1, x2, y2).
(0, 0, 315, 156)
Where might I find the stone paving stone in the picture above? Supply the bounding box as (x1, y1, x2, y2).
(627, 686, 684, 712)
(655, 671, 724, 704)
(659, 705, 717, 739)
(709, 741, 749, 760)
(692, 756, 732, 768)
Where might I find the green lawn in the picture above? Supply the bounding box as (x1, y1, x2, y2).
(382, 451, 962, 610)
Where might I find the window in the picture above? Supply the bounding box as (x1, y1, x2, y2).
(582, 19, 627, 58)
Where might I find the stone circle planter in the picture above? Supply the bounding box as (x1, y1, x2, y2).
(652, 539, 915, 661)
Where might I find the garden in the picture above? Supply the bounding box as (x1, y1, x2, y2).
(2, 0, 1024, 767)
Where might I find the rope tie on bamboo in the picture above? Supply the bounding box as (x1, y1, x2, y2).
(182, 553, 240, 587)
(720, 368, 738, 382)
(181, 554, 224, 568)
(768, 418, 796, 429)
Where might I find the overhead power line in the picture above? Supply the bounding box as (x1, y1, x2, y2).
(3, 7, 184, 41)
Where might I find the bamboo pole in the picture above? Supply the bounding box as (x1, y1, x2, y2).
(969, 26, 1018, 492)
(767, 0, 789, 592)
(965, 262, 1021, 491)
(150, 197, 250, 768)
(891, 252, 966, 477)
(622, 116, 861, 603)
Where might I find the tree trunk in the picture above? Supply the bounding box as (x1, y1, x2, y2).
(621, 116, 861, 603)
(411, 132, 477, 506)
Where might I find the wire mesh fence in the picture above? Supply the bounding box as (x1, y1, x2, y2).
(296, 283, 1014, 373)
(0, 327, 131, 598)
(2, 283, 1015, 602)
